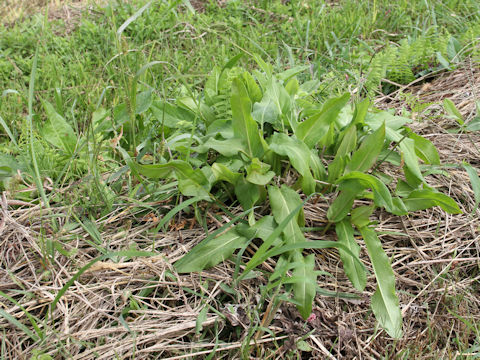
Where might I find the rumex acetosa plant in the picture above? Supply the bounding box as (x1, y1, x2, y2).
(124, 55, 461, 338)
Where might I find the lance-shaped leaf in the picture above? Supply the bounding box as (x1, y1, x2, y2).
(269, 133, 315, 194)
(337, 172, 393, 212)
(196, 138, 246, 157)
(211, 163, 241, 184)
(235, 177, 263, 211)
(268, 185, 305, 246)
(231, 78, 263, 158)
(409, 132, 440, 165)
(236, 215, 282, 247)
(351, 205, 374, 229)
(336, 124, 358, 158)
(123, 156, 211, 199)
(296, 93, 350, 148)
(327, 181, 364, 223)
(403, 189, 461, 214)
(41, 100, 77, 154)
(346, 122, 385, 173)
(399, 137, 423, 182)
(336, 219, 366, 291)
(360, 227, 402, 338)
(175, 228, 248, 273)
(291, 253, 317, 319)
(462, 163, 480, 212)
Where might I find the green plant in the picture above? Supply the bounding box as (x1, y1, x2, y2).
(123, 55, 461, 338)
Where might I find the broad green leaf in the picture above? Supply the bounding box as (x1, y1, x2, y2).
(403, 189, 462, 214)
(409, 133, 440, 165)
(221, 53, 243, 73)
(327, 181, 364, 223)
(391, 197, 408, 216)
(309, 150, 326, 181)
(235, 177, 262, 211)
(336, 124, 357, 158)
(351, 99, 370, 126)
(277, 65, 309, 82)
(291, 253, 317, 319)
(151, 101, 195, 128)
(346, 122, 385, 173)
(240, 199, 308, 279)
(337, 172, 393, 212)
(443, 98, 464, 125)
(125, 158, 211, 199)
(269, 133, 315, 193)
(252, 96, 278, 127)
(177, 97, 215, 125)
(351, 205, 374, 228)
(177, 176, 211, 199)
(328, 155, 346, 184)
(335, 104, 354, 129)
(465, 116, 480, 132)
(175, 228, 248, 273)
(241, 71, 262, 103)
(336, 219, 366, 290)
(246, 158, 275, 185)
(41, 100, 77, 154)
(211, 163, 241, 184)
(231, 78, 263, 158)
(236, 215, 282, 246)
(462, 163, 480, 212)
(196, 137, 246, 157)
(268, 185, 305, 246)
(399, 138, 423, 182)
(365, 111, 412, 131)
(285, 77, 299, 96)
(135, 90, 152, 114)
(319, 122, 336, 149)
(296, 93, 350, 148)
(360, 227, 402, 338)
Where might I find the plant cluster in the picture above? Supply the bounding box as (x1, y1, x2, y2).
(121, 54, 461, 337)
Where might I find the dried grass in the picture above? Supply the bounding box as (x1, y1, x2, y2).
(1, 63, 480, 359)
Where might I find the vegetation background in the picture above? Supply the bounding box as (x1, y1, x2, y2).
(0, 0, 479, 358)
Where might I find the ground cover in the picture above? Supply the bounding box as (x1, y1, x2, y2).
(0, 0, 479, 358)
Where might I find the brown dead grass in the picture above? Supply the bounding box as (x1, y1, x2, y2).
(1, 0, 104, 34)
(1, 64, 480, 358)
